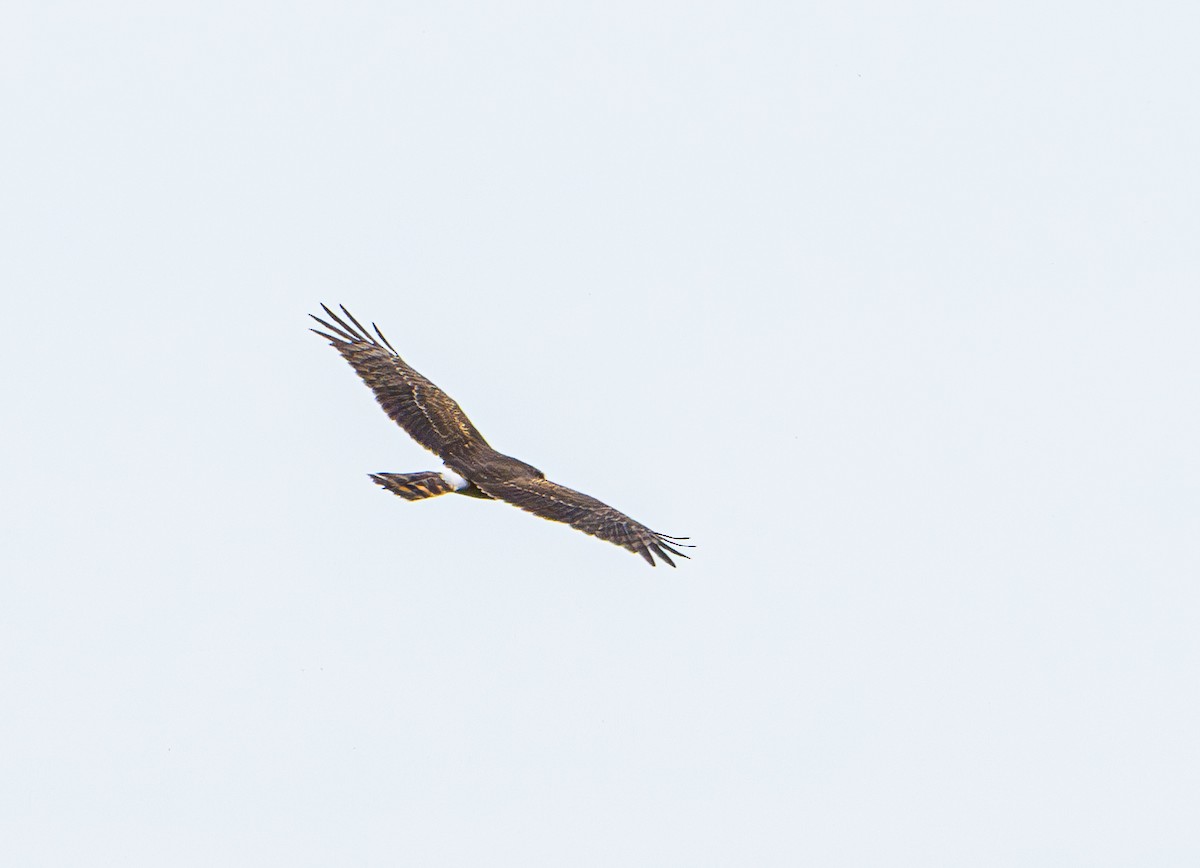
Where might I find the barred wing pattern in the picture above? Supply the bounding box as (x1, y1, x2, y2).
(310, 304, 489, 465)
(476, 476, 691, 567)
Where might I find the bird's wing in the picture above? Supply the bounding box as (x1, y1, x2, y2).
(476, 475, 691, 567)
(310, 304, 489, 463)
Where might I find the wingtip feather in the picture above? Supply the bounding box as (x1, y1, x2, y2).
(650, 543, 677, 567)
(339, 305, 377, 346)
(310, 327, 341, 343)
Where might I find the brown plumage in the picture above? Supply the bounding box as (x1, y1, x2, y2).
(310, 304, 691, 567)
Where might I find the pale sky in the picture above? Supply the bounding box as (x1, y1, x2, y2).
(3, 1, 1199, 865)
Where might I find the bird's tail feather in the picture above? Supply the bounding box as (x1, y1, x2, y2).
(369, 471, 456, 501)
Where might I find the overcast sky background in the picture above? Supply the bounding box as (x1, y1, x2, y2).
(3, 1, 1198, 865)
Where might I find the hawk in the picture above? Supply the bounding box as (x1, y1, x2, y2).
(310, 304, 692, 567)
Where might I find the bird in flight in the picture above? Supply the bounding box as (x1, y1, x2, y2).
(310, 304, 692, 567)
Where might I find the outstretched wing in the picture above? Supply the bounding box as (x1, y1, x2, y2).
(310, 304, 489, 463)
(476, 476, 691, 567)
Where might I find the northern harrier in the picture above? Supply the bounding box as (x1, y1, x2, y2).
(310, 304, 691, 567)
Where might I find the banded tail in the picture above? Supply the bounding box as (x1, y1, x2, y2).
(370, 471, 459, 501)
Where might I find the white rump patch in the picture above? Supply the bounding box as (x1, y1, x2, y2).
(440, 467, 470, 491)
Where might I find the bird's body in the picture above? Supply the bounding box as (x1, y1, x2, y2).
(310, 304, 690, 567)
